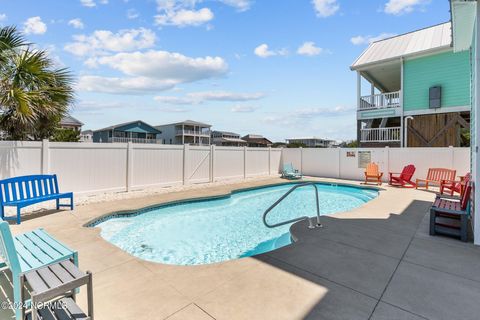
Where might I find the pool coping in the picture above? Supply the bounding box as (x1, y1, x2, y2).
(84, 180, 381, 229)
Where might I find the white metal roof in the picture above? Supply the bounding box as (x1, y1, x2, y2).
(351, 22, 452, 70)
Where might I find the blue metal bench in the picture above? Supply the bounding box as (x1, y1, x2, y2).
(0, 174, 74, 224)
(0, 221, 78, 320)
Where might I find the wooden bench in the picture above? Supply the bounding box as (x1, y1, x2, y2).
(415, 168, 456, 190)
(430, 183, 472, 242)
(0, 221, 78, 320)
(0, 174, 73, 224)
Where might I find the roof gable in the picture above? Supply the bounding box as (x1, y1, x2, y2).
(94, 120, 162, 134)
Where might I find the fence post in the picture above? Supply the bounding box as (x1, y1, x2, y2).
(268, 147, 272, 175)
(183, 144, 189, 185)
(449, 145, 454, 169)
(384, 146, 390, 183)
(337, 147, 341, 179)
(41, 139, 50, 174)
(300, 147, 303, 175)
(126, 142, 133, 192)
(210, 145, 215, 182)
(243, 146, 247, 179)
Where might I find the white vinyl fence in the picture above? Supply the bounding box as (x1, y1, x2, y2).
(0, 141, 470, 194)
(0, 141, 282, 194)
(282, 147, 471, 182)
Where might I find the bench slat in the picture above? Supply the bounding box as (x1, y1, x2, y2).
(60, 260, 85, 279)
(37, 267, 63, 289)
(34, 229, 74, 257)
(13, 240, 43, 271)
(15, 234, 54, 265)
(49, 263, 75, 283)
(25, 270, 50, 293)
(24, 232, 65, 262)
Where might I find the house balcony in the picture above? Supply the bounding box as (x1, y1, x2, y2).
(359, 91, 401, 111)
(108, 137, 162, 144)
(176, 129, 211, 136)
(360, 127, 401, 143)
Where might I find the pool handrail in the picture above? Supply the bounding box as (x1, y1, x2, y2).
(263, 182, 322, 229)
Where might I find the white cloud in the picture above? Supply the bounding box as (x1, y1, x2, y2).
(80, 0, 96, 7)
(77, 76, 176, 94)
(153, 0, 251, 27)
(350, 33, 396, 45)
(80, 0, 108, 7)
(312, 0, 339, 17)
(297, 42, 324, 56)
(68, 18, 84, 29)
(263, 106, 354, 127)
(127, 9, 140, 19)
(23, 17, 47, 35)
(231, 105, 260, 113)
(155, 8, 213, 27)
(95, 50, 227, 81)
(254, 44, 288, 58)
(78, 51, 228, 94)
(154, 91, 265, 105)
(64, 28, 156, 57)
(384, 0, 430, 15)
(0, 14, 7, 22)
(219, 0, 251, 11)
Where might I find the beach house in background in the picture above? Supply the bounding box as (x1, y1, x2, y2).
(60, 115, 83, 132)
(351, 22, 471, 147)
(286, 137, 337, 148)
(156, 120, 211, 145)
(242, 134, 273, 147)
(211, 131, 247, 146)
(80, 130, 93, 143)
(93, 120, 162, 144)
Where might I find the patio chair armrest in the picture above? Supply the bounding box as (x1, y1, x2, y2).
(435, 194, 461, 201)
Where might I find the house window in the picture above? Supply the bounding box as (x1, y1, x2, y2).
(169, 139, 172, 144)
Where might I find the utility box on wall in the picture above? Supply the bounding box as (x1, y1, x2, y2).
(429, 86, 442, 108)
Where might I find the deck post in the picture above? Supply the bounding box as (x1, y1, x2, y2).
(41, 139, 50, 174)
(400, 57, 405, 147)
(357, 72, 361, 109)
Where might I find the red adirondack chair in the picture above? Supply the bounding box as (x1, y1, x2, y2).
(389, 164, 416, 188)
(440, 173, 471, 196)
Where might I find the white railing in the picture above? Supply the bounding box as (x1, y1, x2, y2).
(108, 137, 161, 144)
(176, 129, 211, 136)
(360, 127, 401, 142)
(359, 91, 401, 110)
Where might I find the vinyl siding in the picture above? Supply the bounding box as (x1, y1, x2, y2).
(403, 50, 471, 111)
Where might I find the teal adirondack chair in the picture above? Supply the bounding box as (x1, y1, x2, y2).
(282, 163, 302, 180)
(0, 221, 78, 320)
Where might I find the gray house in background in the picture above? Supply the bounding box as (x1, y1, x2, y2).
(156, 120, 211, 145)
(60, 115, 83, 131)
(93, 120, 162, 144)
(286, 137, 337, 148)
(212, 131, 247, 146)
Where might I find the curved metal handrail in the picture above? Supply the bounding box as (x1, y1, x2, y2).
(263, 182, 322, 229)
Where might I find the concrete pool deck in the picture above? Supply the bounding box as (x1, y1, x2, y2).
(2, 177, 480, 319)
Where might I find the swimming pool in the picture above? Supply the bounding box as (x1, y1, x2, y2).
(90, 183, 377, 265)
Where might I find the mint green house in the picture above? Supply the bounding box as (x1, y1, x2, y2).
(351, 22, 471, 147)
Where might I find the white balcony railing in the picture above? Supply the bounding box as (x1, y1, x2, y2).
(359, 91, 401, 111)
(360, 127, 401, 142)
(108, 137, 161, 144)
(176, 129, 211, 136)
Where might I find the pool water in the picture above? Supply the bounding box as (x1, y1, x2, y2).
(93, 183, 377, 265)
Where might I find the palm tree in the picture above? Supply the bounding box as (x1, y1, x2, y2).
(0, 26, 74, 140)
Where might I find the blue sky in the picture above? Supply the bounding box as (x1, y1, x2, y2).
(0, 0, 450, 141)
